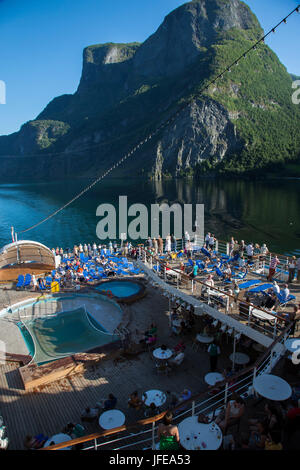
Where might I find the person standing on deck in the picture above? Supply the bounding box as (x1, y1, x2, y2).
(205, 232, 211, 249)
(297, 256, 300, 284)
(288, 256, 297, 283)
(246, 243, 254, 263)
(208, 340, 221, 372)
(157, 236, 163, 255)
(184, 231, 190, 249)
(267, 255, 280, 282)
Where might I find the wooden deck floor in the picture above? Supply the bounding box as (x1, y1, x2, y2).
(0, 284, 256, 450)
(0, 265, 299, 450)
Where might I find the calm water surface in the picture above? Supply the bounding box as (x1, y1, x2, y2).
(0, 178, 299, 256)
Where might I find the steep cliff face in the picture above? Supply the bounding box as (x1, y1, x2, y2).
(151, 98, 243, 179)
(0, 0, 299, 178)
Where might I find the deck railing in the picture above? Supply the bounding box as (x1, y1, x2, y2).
(40, 322, 291, 451)
(142, 249, 292, 340)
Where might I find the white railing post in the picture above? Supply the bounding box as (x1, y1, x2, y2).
(252, 367, 257, 383)
(191, 400, 195, 416)
(94, 438, 97, 450)
(226, 243, 230, 256)
(152, 422, 156, 450)
(224, 382, 229, 407)
(191, 279, 194, 293)
(273, 318, 278, 338)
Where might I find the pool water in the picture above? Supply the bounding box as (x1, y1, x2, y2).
(17, 307, 120, 365)
(96, 281, 141, 298)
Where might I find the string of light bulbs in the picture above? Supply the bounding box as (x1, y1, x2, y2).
(16, 4, 300, 236)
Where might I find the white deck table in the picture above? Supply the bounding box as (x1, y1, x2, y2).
(229, 352, 250, 365)
(284, 338, 300, 353)
(142, 389, 167, 407)
(43, 433, 72, 450)
(153, 348, 173, 360)
(196, 334, 214, 344)
(204, 372, 224, 386)
(178, 416, 222, 450)
(253, 374, 292, 401)
(99, 410, 125, 430)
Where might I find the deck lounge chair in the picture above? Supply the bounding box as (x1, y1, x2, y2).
(276, 292, 296, 308)
(248, 283, 273, 293)
(23, 274, 32, 288)
(239, 280, 262, 290)
(201, 247, 211, 258)
(16, 275, 25, 288)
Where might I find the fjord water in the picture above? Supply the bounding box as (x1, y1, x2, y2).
(0, 178, 299, 256)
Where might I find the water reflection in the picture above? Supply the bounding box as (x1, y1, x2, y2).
(0, 178, 298, 255)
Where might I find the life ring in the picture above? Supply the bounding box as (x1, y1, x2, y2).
(106, 290, 113, 298)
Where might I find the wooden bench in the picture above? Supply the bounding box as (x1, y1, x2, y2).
(19, 356, 84, 391)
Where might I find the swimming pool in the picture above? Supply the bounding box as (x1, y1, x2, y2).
(95, 280, 145, 302)
(8, 293, 123, 365)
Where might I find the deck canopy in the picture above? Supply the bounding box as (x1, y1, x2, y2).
(0, 240, 55, 281)
(0, 240, 55, 269)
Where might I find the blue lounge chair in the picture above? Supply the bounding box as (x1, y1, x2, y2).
(215, 267, 225, 279)
(16, 275, 25, 288)
(23, 274, 32, 288)
(201, 247, 211, 258)
(276, 292, 296, 308)
(232, 269, 248, 281)
(239, 280, 262, 290)
(248, 283, 273, 293)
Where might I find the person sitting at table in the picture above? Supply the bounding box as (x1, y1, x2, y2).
(248, 421, 268, 450)
(24, 434, 48, 450)
(101, 393, 117, 411)
(128, 391, 145, 410)
(144, 402, 158, 418)
(249, 402, 283, 434)
(215, 393, 245, 431)
(169, 352, 185, 368)
(80, 406, 99, 422)
(174, 389, 192, 413)
(157, 411, 180, 450)
(171, 320, 186, 336)
(64, 422, 85, 440)
(264, 430, 283, 450)
(145, 323, 158, 338)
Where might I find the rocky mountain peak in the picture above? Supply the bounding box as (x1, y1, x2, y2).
(132, 0, 262, 78)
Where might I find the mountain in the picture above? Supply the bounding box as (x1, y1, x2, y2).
(0, 0, 299, 179)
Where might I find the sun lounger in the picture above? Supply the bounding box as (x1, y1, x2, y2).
(276, 292, 296, 308)
(248, 283, 273, 293)
(239, 280, 262, 290)
(201, 247, 211, 258)
(16, 275, 25, 288)
(23, 274, 32, 288)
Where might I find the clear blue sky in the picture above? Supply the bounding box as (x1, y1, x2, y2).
(0, 0, 299, 136)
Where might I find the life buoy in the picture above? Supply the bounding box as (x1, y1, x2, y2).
(106, 290, 113, 298)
